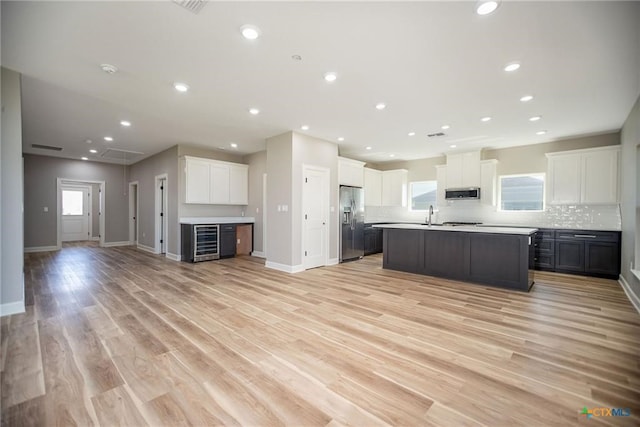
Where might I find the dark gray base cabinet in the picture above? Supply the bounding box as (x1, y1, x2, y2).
(533, 229, 555, 271)
(220, 224, 237, 258)
(383, 228, 534, 291)
(553, 230, 620, 279)
(364, 226, 383, 255)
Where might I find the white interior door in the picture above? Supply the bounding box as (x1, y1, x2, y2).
(61, 185, 90, 242)
(303, 166, 328, 270)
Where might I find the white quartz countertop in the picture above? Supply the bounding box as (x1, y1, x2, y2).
(478, 223, 621, 232)
(373, 223, 537, 235)
(180, 217, 255, 224)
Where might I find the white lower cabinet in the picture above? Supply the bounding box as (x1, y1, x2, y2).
(184, 156, 248, 205)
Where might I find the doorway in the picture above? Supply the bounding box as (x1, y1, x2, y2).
(302, 165, 329, 270)
(129, 181, 139, 245)
(155, 174, 168, 254)
(56, 178, 105, 248)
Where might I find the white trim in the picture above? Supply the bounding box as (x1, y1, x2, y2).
(327, 257, 339, 266)
(24, 245, 59, 253)
(102, 241, 132, 248)
(137, 243, 157, 254)
(166, 252, 181, 261)
(632, 269, 640, 281)
(57, 178, 105, 249)
(263, 173, 267, 259)
(91, 237, 100, 242)
(155, 173, 168, 254)
(302, 164, 330, 270)
(619, 274, 640, 314)
(128, 181, 139, 245)
(251, 251, 266, 258)
(0, 300, 25, 317)
(265, 261, 304, 274)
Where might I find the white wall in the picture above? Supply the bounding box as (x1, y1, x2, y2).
(266, 132, 294, 266)
(1, 67, 25, 315)
(246, 150, 266, 254)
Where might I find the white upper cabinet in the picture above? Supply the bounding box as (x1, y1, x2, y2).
(381, 169, 408, 207)
(184, 156, 248, 205)
(480, 159, 498, 206)
(338, 157, 365, 187)
(435, 165, 447, 206)
(445, 151, 481, 188)
(546, 145, 619, 205)
(363, 167, 382, 206)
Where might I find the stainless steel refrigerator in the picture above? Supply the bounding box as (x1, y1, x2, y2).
(339, 185, 365, 262)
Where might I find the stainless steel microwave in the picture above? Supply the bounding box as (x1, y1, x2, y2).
(445, 187, 481, 200)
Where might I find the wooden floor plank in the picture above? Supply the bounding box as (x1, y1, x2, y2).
(1, 243, 639, 426)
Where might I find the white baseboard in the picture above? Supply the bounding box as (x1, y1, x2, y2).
(166, 252, 181, 261)
(265, 261, 304, 274)
(1, 300, 25, 317)
(619, 274, 640, 314)
(251, 251, 266, 258)
(137, 243, 157, 254)
(327, 258, 339, 266)
(91, 237, 100, 241)
(24, 245, 58, 253)
(102, 241, 132, 248)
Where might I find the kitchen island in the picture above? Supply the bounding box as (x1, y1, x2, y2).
(373, 224, 538, 291)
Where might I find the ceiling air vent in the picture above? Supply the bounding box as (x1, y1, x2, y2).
(173, 0, 207, 14)
(427, 132, 446, 138)
(32, 144, 62, 151)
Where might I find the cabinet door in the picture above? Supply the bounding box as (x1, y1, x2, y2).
(219, 225, 237, 258)
(364, 168, 382, 206)
(338, 158, 365, 187)
(445, 154, 463, 188)
(435, 165, 447, 207)
(185, 158, 211, 204)
(461, 151, 481, 187)
(585, 241, 619, 276)
(548, 155, 581, 204)
(229, 165, 248, 205)
(480, 160, 497, 206)
(582, 150, 618, 204)
(555, 240, 584, 273)
(210, 163, 230, 204)
(381, 170, 407, 207)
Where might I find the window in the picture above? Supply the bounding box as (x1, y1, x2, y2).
(62, 190, 84, 215)
(499, 174, 545, 211)
(409, 180, 437, 211)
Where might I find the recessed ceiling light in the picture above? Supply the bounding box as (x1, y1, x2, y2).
(301, 125, 309, 131)
(375, 103, 386, 110)
(529, 116, 541, 121)
(441, 125, 450, 130)
(520, 95, 534, 102)
(389, 154, 395, 158)
(481, 116, 492, 122)
(230, 143, 238, 148)
(81, 157, 89, 161)
(366, 146, 372, 150)
(240, 25, 261, 40)
(89, 149, 97, 154)
(104, 136, 113, 141)
(173, 82, 189, 93)
(337, 137, 345, 142)
(504, 62, 521, 72)
(536, 130, 547, 135)
(324, 72, 337, 82)
(476, 1, 500, 16)
(249, 108, 260, 115)
(100, 63, 118, 74)
(450, 144, 457, 148)
(408, 132, 416, 136)
(120, 120, 131, 127)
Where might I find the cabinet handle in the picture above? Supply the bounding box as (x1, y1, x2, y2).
(574, 234, 597, 238)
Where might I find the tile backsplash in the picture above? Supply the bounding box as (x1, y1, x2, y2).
(365, 202, 621, 231)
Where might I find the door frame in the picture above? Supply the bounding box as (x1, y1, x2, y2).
(302, 164, 330, 270)
(57, 178, 105, 249)
(262, 172, 267, 258)
(128, 181, 139, 245)
(155, 173, 168, 255)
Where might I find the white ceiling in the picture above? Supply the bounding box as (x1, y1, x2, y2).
(3, 1, 639, 165)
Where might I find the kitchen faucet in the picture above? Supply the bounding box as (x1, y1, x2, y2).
(427, 204, 434, 226)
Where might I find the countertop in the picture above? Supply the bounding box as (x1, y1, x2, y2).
(478, 223, 621, 232)
(373, 223, 537, 235)
(179, 217, 255, 224)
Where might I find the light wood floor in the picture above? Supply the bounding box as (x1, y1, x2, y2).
(2, 244, 640, 426)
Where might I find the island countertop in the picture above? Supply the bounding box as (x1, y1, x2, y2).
(373, 223, 537, 235)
